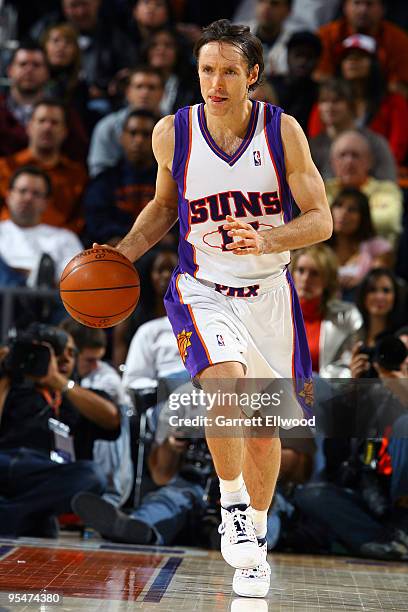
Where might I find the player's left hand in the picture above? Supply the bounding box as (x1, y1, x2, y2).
(223, 216, 266, 256)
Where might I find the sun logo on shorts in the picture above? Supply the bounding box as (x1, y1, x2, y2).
(177, 329, 193, 363)
(299, 379, 314, 406)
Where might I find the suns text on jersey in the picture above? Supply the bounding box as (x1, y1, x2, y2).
(189, 190, 282, 224)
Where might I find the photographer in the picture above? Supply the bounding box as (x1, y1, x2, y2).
(0, 324, 121, 538)
(72, 379, 210, 546)
(292, 326, 408, 560)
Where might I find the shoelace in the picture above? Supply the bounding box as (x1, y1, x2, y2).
(218, 508, 256, 542)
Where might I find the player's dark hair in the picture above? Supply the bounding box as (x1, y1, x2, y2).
(123, 109, 158, 130)
(59, 319, 107, 352)
(9, 165, 52, 197)
(193, 19, 264, 92)
(32, 97, 69, 126)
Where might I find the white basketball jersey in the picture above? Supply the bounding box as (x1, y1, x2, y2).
(172, 101, 294, 287)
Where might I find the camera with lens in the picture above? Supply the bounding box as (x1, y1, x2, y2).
(359, 335, 407, 378)
(0, 323, 69, 380)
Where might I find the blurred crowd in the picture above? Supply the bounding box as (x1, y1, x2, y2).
(0, 0, 408, 562)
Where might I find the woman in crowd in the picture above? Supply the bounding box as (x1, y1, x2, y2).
(355, 268, 405, 349)
(140, 26, 200, 115)
(308, 35, 408, 166)
(291, 244, 362, 378)
(42, 23, 104, 133)
(327, 188, 393, 300)
(309, 79, 396, 181)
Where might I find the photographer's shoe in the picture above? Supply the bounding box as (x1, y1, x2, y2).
(360, 526, 408, 561)
(218, 504, 262, 569)
(72, 492, 154, 544)
(233, 539, 270, 598)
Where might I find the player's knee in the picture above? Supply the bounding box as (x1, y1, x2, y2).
(245, 436, 280, 455)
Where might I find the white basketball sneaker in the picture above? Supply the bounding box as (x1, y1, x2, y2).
(218, 504, 262, 569)
(232, 539, 271, 598)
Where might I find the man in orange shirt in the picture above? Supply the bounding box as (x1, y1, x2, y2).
(316, 0, 408, 95)
(0, 99, 87, 234)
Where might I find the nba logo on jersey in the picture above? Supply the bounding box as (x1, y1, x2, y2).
(216, 334, 225, 346)
(253, 150, 262, 166)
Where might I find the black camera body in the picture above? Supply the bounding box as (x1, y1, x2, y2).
(1, 324, 69, 379)
(359, 335, 407, 376)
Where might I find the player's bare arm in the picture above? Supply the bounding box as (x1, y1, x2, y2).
(115, 115, 179, 262)
(224, 114, 333, 255)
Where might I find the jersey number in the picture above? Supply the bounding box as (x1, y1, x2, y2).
(218, 221, 260, 251)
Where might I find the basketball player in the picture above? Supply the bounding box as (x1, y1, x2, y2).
(107, 20, 332, 598)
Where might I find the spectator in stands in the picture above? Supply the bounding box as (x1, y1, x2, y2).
(269, 31, 321, 131)
(0, 166, 82, 288)
(60, 319, 133, 508)
(293, 326, 408, 561)
(326, 130, 403, 245)
(291, 244, 362, 377)
(0, 323, 120, 538)
(140, 27, 200, 116)
(309, 79, 397, 181)
(0, 40, 89, 161)
(311, 35, 408, 165)
(84, 110, 157, 246)
(354, 268, 405, 349)
(30, 0, 133, 96)
(0, 98, 88, 234)
(42, 23, 102, 133)
(113, 248, 178, 366)
(88, 66, 163, 177)
(240, 0, 293, 76)
(327, 189, 393, 298)
(315, 0, 408, 96)
(127, 0, 173, 59)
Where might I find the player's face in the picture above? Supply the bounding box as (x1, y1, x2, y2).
(331, 196, 362, 236)
(77, 347, 105, 378)
(198, 42, 259, 115)
(7, 173, 48, 227)
(293, 255, 325, 301)
(364, 275, 395, 318)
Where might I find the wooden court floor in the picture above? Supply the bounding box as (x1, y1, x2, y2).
(0, 536, 407, 611)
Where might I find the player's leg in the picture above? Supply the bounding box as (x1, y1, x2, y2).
(198, 361, 263, 570)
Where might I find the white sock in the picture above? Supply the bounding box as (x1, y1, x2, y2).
(219, 474, 250, 508)
(251, 508, 268, 539)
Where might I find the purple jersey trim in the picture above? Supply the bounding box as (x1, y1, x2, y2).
(263, 104, 295, 224)
(164, 269, 212, 377)
(286, 269, 313, 417)
(198, 100, 260, 166)
(172, 106, 198, 278)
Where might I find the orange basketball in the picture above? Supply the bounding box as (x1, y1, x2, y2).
(59, 247, 140, 328)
